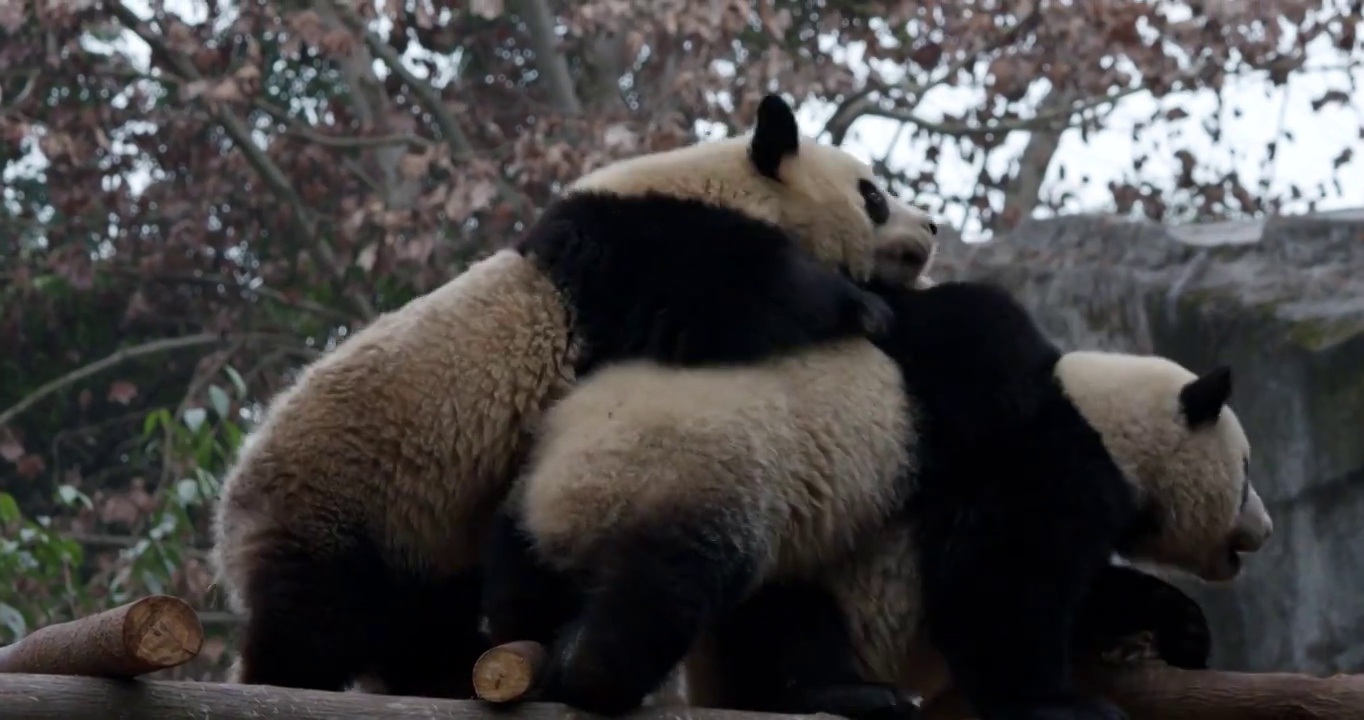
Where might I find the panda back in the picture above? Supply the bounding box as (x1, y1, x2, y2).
(517, 339, 915, 578)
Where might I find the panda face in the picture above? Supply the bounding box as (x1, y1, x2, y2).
(566, 94, 938, 289)
(1055, 352, 1274, 583)
(768, 137, 938, 288)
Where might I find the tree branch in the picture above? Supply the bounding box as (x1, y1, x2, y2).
(989, 86, 1074, 233)
(279, 128, 434, 149)
(0, 596, 202, 678)
(823, 3, 1041, 143)
(329, 1, 529, 217)
(0, 674, 798, 720)
(130, 270, 357, 325)
(900, 1, 1043, 101)
(868, 83, 1148, 138)
(108, 2, 376, 321)
(921, 659, 1364, 720)
(0, 333, 224, 429)
(512, 0, 582, 115)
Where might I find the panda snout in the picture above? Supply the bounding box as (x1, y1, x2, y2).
(1229, 522, 1271, 555)
(875, 243, 929, 268)
(871, 242, 933, 288)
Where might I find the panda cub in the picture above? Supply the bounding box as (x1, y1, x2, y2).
(700, 559, 1219, 720)
(209, 93, 938, 697)
(482, 280, 1272, 720)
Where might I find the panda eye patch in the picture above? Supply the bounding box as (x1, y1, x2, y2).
(858, 179, 890, 225)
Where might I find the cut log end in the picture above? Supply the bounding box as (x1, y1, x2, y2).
(0, 594, 203, 678)
(125, 594, 204, 667)
(473, 641, 547, 703)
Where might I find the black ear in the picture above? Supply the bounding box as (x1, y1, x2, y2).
(1179, 365, 1232, 429)
(749, 93, 800, 180)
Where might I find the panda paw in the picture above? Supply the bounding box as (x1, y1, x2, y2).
(854, 290, 895, 339)
(993, 696, 1128, 720)
(785, 682, 922, 720)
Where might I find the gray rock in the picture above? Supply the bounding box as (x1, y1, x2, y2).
(930, 209, 1364, 674)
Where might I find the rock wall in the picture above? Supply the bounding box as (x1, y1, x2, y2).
(930, 209, 1364, 674)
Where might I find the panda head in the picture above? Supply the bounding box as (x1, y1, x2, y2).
(568, 93, 938, 286)
(1056, 351, 1273, 583)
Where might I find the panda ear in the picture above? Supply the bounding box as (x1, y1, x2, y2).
(749, 94, 800, 180)
(1179, 365, 1233, 429)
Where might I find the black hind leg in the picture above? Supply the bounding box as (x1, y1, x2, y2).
(233, 532, 380, 691)
(373, 570, 488, 698)
(538, 516, 758, 716)
(481, 508, 585, 647)
(1072, 564, 1211, 670)
(708, 579, 920, 720)
(916, 490, 1127, 720)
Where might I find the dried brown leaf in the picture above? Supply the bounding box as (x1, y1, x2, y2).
(107, 380, 138, 406)
(15, 453, 45, 479)
(0, 431, 23, 463)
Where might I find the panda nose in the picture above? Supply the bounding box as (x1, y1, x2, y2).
(1229, 522, 1272, 554)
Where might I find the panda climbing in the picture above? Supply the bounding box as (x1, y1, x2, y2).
(210, 93, 938, 697)
(482, 278, 1272, 720)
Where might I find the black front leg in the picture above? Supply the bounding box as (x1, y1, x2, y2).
(651, 249, 894, 369)
(480, 508, 584, 648)
(533, 513, 760, 716)
(705, 579, 920, 720)
(1072, 564, 1211, 670)
(914, 472, 1132, 720)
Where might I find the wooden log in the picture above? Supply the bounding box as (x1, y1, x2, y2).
(919, 661, 1364, 720)
(0, 673, 823, 720)
(0, 595, 202, 678)
(473, 640, 547, 702)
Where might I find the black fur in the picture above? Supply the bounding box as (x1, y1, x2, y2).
(516, 190, 891, 375)
(482, 507, 759, 715)
(749, 93, 801, 179)
(483, 281, 1171, 718)
(233, 525, 487, 697)
(871, 280, 1143, 720)
(1072, 565, 1212, 670)
(481, 509, 583, 648)
(1178, 365, 1233, 429)
(707, 579, 921, 720)
(712, 565, 1211, 720)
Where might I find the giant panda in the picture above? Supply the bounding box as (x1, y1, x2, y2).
(695, 558, 1219, 720)
(208, 93, 939, 697)
(480, 278, 1273, 719)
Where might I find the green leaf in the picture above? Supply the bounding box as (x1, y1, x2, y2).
(182, 407, 207, 433)
(143, 407, 172, 438)
(208, 384, 231, 420)
(0, 493, 20, 524)
(0, 602, 27, 640)
(224, 365, 248, 399)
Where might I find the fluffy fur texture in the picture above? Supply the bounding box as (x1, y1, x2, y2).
(485, 280, 1272, 720)
(689, 282, 1273, 720)
(210, 93, 939, 696)
(694, 559, 1215, 720)
(482, 336, 917, 714)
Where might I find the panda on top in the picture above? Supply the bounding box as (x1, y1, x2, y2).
(483, 256, 1274, 719)
(209, 93, 939, 697)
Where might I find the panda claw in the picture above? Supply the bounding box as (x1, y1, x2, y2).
(856, 291, 895, 339)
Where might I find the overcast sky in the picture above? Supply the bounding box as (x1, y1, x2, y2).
(811, 30, 1363, 239)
